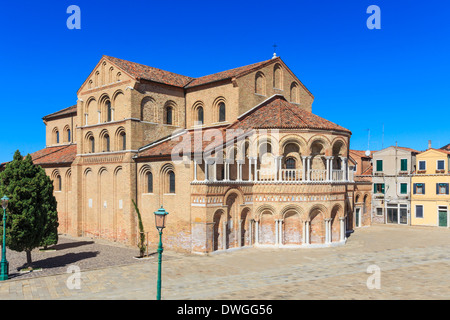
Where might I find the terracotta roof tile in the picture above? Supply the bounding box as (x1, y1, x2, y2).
(229, 95, 351, 133)
(30, 144, 77, 166)
(104, 55, 194, 88)
(138, 96, 350, 158)
(185, 58, 275, 88)
(43, 105, 77, 120)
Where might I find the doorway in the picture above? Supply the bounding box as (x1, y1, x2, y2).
(438, 206, 448, 227)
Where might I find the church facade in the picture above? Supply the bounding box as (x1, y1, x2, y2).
(28, 55, 371, 254)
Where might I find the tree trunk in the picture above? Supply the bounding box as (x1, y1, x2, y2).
(25, 250, 32, 269)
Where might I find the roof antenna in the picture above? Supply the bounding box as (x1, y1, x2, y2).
(272, 44, 278, 59)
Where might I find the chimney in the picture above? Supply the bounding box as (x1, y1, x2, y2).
(428, 140, 432, 149)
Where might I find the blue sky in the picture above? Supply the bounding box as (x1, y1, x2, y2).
(0, 0, 449, 163)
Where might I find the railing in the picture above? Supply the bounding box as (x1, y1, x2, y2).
(196, 168, 352, 184)
(332, 170, 344, 181)
(281, 169, 303, 181)
(310, 169, 327, 181)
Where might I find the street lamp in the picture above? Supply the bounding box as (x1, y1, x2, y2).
(154, 206, 169, 300)
(0, 196, 9, 281)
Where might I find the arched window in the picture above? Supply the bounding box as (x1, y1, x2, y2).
(147, 172, 153, 193)
(219, 102, 226, 122)
(255, 72, 266, 95)
(90, 136, 95, 153)
(165, 106, 173, 125)
(121, 132, 126, 150)
(285, 157, 296, 169)
(56, 131, 60, 144)
(197, 107, 204, 125)
(67, 129, 71, 142)
(106, 101, 112, 122)
(290, 82, 299, 104)
(169, 171, 175, 193)
(104, 134, 110, 152)
(54, 174, 62, 191)
(273, 64, 282, 89)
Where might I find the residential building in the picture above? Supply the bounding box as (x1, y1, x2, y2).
(411, 148, 450, 227)
(371, 146, 419, 225)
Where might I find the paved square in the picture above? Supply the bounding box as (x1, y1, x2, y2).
(0, 225, 449, 299)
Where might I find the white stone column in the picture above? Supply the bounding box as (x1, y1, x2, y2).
(302, 221, 306, 244)
(277, 157, 283, 181)
(340, 157, 346, 181)
(254, 158, 258, 181)
(237, 160, 244, 181)
(204, 160, 209, 182)
(193, 159, 198, 182)
(238, 219, 242, 247)
(325, 157, 330, 181)
(278, 219, 283, 245)
(306, 156, 312, 181)
(222, 221, 227, 250)
(84, 113, 88, 126)
(111, 108, 115, 122)
(339, 217, 346, 242)
(224, 160, 230, 181)
(275, 220, 279, 245)
(248, 157, 254, 182)
(255, 221, 259, 244)
(329, 156, 334, 181)
(325, 219, 331, 244)
(249, 220, 253, 246)
(302, 157, 306, 181)
(305, 221, 310, 244)
(213, 160, 217, 182)
(98, 110, 101, 124)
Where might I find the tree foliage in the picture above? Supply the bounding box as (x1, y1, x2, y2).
(0, 150, 59, 267)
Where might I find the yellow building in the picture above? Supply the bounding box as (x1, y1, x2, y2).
(411, 149, 450, 227)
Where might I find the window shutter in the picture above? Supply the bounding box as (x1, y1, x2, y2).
(436, 183, 440, 195)
(401, 159, 407, 171)
(446, 184, 449, 195)
(413, 184, 417, 194)
(423, 184, 425, 194)
(381, 184, 385, 194)
(373, 184, 377, 193)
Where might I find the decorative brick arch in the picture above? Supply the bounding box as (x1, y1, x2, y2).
(281, 204, 304, 245)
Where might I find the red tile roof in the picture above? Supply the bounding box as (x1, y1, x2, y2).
(30, 144, 77, 166)
(104, 55, 194, 88)
(229, 95, 351, 133)
(43, 105, 77, 120)
(138, 126, 228, 158)
(137, 95, 350, 158)
(185, 58, 275, 88)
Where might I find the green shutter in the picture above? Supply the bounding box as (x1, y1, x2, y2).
(400, 183, 407, 194)
(374, 183, 377, 193)
(376, 160, 383, 172)
(381, 184, 385, 194)
(401, 159, 407, 171)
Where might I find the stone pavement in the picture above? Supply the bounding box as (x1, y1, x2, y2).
(0, 224, 449, 299)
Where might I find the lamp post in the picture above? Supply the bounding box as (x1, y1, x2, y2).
(154, 206, 169, 300)
(0, 196, 9, 281)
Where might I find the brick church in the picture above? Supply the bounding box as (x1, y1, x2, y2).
(20, 54, 372, 253)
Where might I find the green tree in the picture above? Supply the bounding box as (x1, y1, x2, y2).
(0, 150, 59, 268)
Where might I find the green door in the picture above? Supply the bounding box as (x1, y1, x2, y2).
(439, 210, 448, 227)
